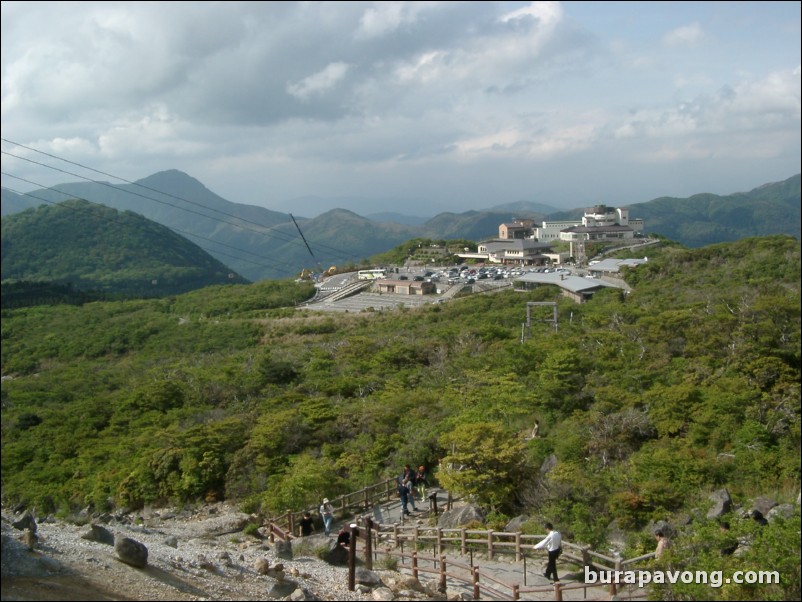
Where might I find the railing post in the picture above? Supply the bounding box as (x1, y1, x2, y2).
(553, 581, 562, 601)
(487, 529, 494, 560)
(512, 583, 520, 601)
(393, 524, 400, 548)
(436, 527, 443, 556)
(364, 517, 373, 570)
(447, 491, 453, 510)
(439, 555, 447, 593)
(268, 522, 275, 543)
(611, 558, 622, 596)
(412, 551, 419, 580)
(461, 528, 467, 555)
(286, 510, 294, 537)
(473, 566, 481, 600)
(515, 532, 522, 562)
(430, 491, 438, 516)
(348, 523, 357, 591)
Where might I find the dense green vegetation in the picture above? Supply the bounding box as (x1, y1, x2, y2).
(1, 199, 249, 296)
(1, 235, 799, 598)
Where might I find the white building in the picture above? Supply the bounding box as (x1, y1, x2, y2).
(533, 205, 644, 242)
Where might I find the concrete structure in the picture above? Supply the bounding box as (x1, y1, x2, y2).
(587, 257, 649, 277)
(514, 272, 620, 303)
(374, 279, 436, 295)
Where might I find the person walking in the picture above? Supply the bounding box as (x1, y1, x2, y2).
(319, 498, 334, 536)
(654, 530, 671, 559)
(534, 522, 562, 582)
(298, 511, 315, 537)
(415, 465, 429, 502)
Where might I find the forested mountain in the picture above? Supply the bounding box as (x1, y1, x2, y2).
(2, 171, 799, 281)
(1, 199, 248, 299)
(548, 174, 801, 246)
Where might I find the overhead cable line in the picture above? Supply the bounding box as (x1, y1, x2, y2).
(2, 177, 297, 277)
(1, 138, 363, 263)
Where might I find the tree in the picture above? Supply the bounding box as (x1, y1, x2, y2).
(437, 421, 527, 511)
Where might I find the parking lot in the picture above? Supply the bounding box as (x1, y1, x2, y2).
(302, 265, 517, 312)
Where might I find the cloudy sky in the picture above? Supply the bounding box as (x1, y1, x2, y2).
(2, 1, 800, 217)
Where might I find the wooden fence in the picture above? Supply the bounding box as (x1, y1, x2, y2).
(262, 478, 654, 600)
(266, 477, 398, 539)
(341, 518, 653, 601)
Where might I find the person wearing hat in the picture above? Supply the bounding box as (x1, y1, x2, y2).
(415, 465, 429, 502)
(319, 498, 334, 536)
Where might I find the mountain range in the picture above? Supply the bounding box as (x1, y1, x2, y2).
(2, 171, 799, 282)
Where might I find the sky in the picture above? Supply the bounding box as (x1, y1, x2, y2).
(1, 1, 800, 217)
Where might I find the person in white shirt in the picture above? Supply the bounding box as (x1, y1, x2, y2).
(534, 522, 562, 582)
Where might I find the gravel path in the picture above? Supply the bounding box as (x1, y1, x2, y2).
(1, 504, 421, 601)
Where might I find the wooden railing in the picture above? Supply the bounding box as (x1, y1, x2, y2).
(266, 477, 398, 538)
(262, 477, 654, 599)
(339, 517, 651, 600)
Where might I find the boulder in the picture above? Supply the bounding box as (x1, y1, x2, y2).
(504, 515, 529, 533)
(254, 557, 271, 574)
(706, 488, 732, 519)
(81, 524, 115, 546)
(355, 566, 383, 588)
(539, 454, 558, 475)
(115, 536, 148, 568)
(750, 496, 777, 517)
(274, 539, 293, 560)
(767, 504, 795, 520)
(437, 504, 485, 529)
(12, 510, 37, 533)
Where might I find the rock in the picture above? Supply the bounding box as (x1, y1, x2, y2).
(767, 504, 795, 520)
(751, 497, 777, 517)
(12, 510, 37, 533)
(372, 587, 395, 601)
(164, 535, 178, 548)
(268, 579, 300, 599)
(324, 544, 349, 566)
(393, 576, 425, 593)
(114, 536, 148, 568)
(81, 524, 115, 545)
(540, 454, 558, 475)
(706, 488, 732, 519)
(254, 557, 271, 574)
(275, 539, 294, 560)
(355, 566, 383, 587)
(437, 505, 485, 529)
(504, 515, 529, 533)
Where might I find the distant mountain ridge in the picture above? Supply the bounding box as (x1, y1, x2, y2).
(1, 199, 248, 296)
(2, 171, 799, 281)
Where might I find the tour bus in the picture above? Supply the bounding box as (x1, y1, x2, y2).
(357, 268, 387, 280)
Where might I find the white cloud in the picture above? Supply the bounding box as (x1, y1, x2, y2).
(358, 1, 436, 38)
(287, 62, 351, 101)
(662, 22, 704, 48)
(499, 1, 562, 27)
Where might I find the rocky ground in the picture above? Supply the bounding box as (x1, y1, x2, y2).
(1, 503, 449, 601)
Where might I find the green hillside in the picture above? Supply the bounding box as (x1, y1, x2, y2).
(547, 174, 801, 247)
(1, 199, 249, 298)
